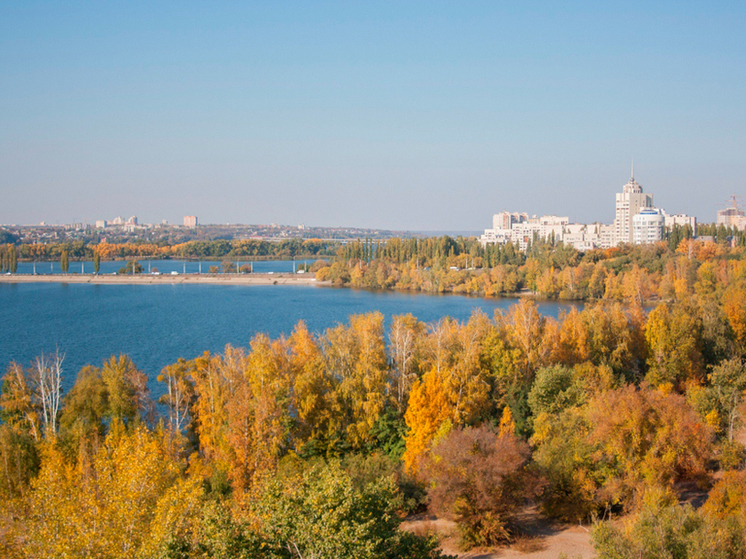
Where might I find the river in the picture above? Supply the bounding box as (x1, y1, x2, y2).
(1, 264, 582, 398)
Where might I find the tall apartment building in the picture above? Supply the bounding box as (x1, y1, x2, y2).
(633, 208, 665, 244)
(614, 172, 653, 244)
(480, 169, 695, 251)
(184, 215, 198, 227)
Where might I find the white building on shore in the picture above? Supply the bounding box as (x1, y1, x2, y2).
(633, 208, 665, 244)
(480, 169, 696, 251)
(613, 172, 653, 244)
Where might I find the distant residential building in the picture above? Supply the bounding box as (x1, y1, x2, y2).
(717, 197, 746, 231)
(663, 212, 697, 235)
(614, 171, 653, 244)
(480, 169, 700, 251)
(184, 215, 198, 227)
(633, 208, 665, 244)
(480, 212, 569, 250)
(127, 216, 138, 226)
(111, 216, 125, 225)
(95, 220, 107, 229)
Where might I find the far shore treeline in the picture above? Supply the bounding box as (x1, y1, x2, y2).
(0, 237, 340, 263)
(2, 223, 746, 305)
(3, 237, 746, 558)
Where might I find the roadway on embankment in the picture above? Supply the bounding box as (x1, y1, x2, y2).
(0, 273, 329, 286)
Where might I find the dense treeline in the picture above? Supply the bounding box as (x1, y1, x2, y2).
(3, 262, 746, 556)
(0, 238, 338, 265)
(318, 234, 746, 304)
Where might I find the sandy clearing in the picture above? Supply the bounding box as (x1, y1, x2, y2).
(401, 511, 595, 559)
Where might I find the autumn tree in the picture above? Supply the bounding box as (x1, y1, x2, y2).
(100, 354, 154, 425)
(422, 317, 458, 374)
(581, 303, 645, 381)
(157, 358, 195, 433)
(586, 386, 712, 502)
(709, 358, 746, 444)
(528, 365, 585, 420)
(551, 306, 590, 366)
(500, 298, 551, 382)
(30, 351, 64, 435)
(447, 312, 493, 425)
(226, 334, 292, 495)
(425, 425, 532, 547)
(592, 493, 745, 559)
(58, 365, 109, 458)
(323, 312, 389, 449)
(0, 364, 41, 500)
(724, 282, 746, 354)
(188, 350, 234, 489)
(19, 423, 204, 558)
(388, 313, 425, 413)
(0, 363, 40, 441)
(402, 367, 456, 475)
(534, 386, 712, 520)
(645, 302, 705, 390)
(288, 321, 338, 454)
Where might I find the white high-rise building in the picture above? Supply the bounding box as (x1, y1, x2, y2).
(633, 208, 665, 244)
(614, 169, 653, 244)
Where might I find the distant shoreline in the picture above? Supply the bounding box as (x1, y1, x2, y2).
(0, 273, 328, 286)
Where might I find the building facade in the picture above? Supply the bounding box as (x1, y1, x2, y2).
(480, 171, 697, 252)
(717, 198, 746, 231)
(633, 208, 665, 244)
(614, 174, 653, 244)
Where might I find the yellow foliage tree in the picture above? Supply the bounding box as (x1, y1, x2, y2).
(289, 321, 338, 451)
(403, 367, 455, 476)
(21, 423, 202, 558)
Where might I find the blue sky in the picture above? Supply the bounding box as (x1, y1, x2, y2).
(1, 1, 744, 230)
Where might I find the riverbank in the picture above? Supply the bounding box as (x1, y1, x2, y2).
(0, 273, 328, 286)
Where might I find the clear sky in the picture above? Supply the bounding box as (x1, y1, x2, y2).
(1, 1, 744, 230)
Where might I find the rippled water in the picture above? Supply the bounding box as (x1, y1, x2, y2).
(1, 272, 581, 398)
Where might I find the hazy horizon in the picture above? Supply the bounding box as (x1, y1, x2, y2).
(2, 2, 744, 230)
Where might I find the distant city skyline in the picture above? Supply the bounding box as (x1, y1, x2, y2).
(2, 2, 744, 230)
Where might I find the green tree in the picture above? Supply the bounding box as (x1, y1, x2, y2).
(252, 461, 449, 559)
(117, 260, 143, 274)
(58, 365, 109, 456)
(9, 245, 17, 273)
(592, 488, 746, 559)
(709, 358, 746, 443)
(527, 364, 584, 419)
(101, 355, 154, 425)
(93, 250, 101, 274)
(60, 249, 69, 273)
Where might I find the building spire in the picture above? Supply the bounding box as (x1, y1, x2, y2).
(630, 158, 634, 182)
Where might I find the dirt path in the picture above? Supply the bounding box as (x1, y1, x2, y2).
(401, 507, 595, 559)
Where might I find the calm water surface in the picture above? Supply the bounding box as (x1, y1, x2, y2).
(1, 279, 581, 398)
(13, 258, 318, 275)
